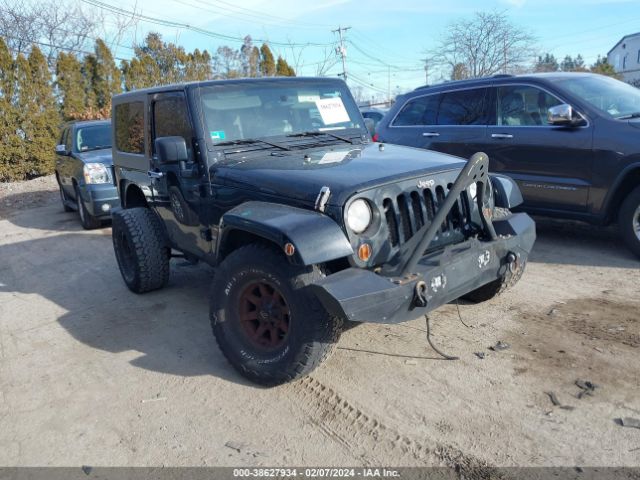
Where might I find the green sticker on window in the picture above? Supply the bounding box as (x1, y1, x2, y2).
(210, 130, 226, 141)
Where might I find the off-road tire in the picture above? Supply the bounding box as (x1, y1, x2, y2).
(463, 255, 527, 303)
(619, 186, 640, 258)
(57, 176, 73, 212)
(463, 207, 524, 302)
(210, 244, 342, 386)
(75, 184, 101, 229)
(112, 208, 170, 293)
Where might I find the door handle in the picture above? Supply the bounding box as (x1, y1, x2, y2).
(148, 170, 164, 179)
(491, 133, 514, 139)
(422, 132, 440, 137)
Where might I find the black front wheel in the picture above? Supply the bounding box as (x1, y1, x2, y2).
(210, 244, 342, 386)
(75, 184, 101, 230)
(619, 186, 640, 258)
(112, 208, 170, 293)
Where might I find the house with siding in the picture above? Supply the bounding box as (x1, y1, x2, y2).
(607, 32, 640, 84)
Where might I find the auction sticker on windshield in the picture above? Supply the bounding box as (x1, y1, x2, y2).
(315, 97, 350, 125)
(210, 130, 226, 141)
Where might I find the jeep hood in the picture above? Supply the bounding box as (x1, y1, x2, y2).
(213, 142, 466, 205)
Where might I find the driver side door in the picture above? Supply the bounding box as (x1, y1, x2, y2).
(150, 91, 208, 257)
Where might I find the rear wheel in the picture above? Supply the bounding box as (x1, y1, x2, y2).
(112, 208, 170, 293)
(210, 244, 342, 386)
(75, 184, 101, 230)
(619, 186, 640, 258)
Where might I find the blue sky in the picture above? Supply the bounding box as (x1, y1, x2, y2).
(97, 0, 640, 98)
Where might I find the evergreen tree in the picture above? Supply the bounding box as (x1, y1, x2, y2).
(560, 55, 576, 72)
(259, 43, 276, 77)
(590, 55, 620, 78)
(56, 52, 85, 120)
(185, 48, 212, 81)
(534, 53, 559, 72)
(251, 46, 260, 77)
(81, 54, 98, 111)
(92, 39, 122, 112)
(20, 46, 59, 177)
(275, 56, 295, 76)
(0, 38, 23, 180)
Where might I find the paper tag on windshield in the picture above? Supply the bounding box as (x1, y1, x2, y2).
(315, 98, 349, 125)
(319, 151, 350, 164)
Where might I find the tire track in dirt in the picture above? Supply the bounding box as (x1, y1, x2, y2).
(285, 375, 506, 479)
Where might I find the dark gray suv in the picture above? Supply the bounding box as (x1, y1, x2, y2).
(376, 73, 640, 257)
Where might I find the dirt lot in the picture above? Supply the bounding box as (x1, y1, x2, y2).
(0, 184, 639, 471)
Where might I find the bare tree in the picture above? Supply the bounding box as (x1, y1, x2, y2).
(427, 11, 536, 80)
(0, 0, 100, 65)
(313, 46, 338, 77)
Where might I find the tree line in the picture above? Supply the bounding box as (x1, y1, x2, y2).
(0, 32, 295, 181)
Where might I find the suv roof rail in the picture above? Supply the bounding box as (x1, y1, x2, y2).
(492, 74, 514, 78)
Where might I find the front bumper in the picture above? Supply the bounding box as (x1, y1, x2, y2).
(310, 212, 535, 324)
(79, 183, 120, 218)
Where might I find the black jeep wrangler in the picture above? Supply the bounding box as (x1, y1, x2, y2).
(110, 77, 536, 386)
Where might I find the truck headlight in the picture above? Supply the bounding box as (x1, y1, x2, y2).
(346, 199, 372, 234)
(83, 163, 110, 184)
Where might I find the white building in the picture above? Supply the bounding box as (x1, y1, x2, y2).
(608, 32, 640, 85)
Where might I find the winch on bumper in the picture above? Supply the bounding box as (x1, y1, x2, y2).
(309, 152, 536, 324)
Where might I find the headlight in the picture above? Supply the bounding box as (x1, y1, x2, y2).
(83, 163, 110, 184)
(346, 199, 372, 234)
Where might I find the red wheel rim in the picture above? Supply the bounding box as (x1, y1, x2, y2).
(238, 280, 290, 350)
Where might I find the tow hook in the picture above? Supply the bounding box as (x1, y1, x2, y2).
(507, 251, 519, 273)
(413, 280, 428, 308)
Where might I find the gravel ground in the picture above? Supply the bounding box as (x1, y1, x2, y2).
(0, 183, 638, 472)
(0, 175, 58, 219)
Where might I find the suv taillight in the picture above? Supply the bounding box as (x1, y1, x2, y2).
(372, 133, 379, 142)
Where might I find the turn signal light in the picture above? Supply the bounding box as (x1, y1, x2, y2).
(358, 243, 372, 262)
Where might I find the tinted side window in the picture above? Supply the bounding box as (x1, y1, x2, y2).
(392, 95, 439, 126)
(496, 85, 563, 126)
(437, 88, 489, 125)
(115, 102, 145, 154)
(153, 95, 193, 141)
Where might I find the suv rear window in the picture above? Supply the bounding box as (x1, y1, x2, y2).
(392, 95, 439, 126)
(115, 102, 145, 154)
(437, 88, 489, 125)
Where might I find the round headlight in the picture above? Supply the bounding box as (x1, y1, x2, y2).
(346, 199, 372, 234)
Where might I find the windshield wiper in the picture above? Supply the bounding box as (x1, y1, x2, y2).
(215, 138, 291, 151)
(616, 112, 640, 120)
(286, 131, 356, 145)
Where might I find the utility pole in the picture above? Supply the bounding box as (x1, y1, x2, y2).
(332, 25, 351, 80)
(423, 57, 429, 85)
(387, 65, 391, 104)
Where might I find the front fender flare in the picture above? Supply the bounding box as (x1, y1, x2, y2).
(217, 201, 354, 266)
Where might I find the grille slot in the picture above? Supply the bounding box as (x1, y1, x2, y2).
(381, 183, 471, 249)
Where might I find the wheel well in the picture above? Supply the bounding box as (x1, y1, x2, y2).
(122, 183, 148, 209)
(607, 169, 640, 224)
(218, 229, 279, 263)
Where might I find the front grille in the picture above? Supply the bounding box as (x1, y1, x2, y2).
(382, 185, 471, 248)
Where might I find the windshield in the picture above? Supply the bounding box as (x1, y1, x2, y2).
(76, 124, 111, 151)
(197, 80, 364, 144)
(556, 75, 640, 119)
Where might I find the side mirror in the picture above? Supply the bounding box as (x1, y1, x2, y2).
(155, 136, 188, 164)
(491, 174, 523, 209)
(364, 118, 376, 136)
(548, 104, 583, 126)
(55, 144, 69, 155)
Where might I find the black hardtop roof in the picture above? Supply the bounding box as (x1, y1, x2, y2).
(113, 76, 347, 101)
(64, 119, 111, 128)
(411, 71, 603, 94)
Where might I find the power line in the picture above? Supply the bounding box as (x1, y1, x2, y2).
(80, 0, 335, 48)
(1, 33, 129, 61)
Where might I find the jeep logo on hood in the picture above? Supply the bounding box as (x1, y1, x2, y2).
(417, 179, 435, 189)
